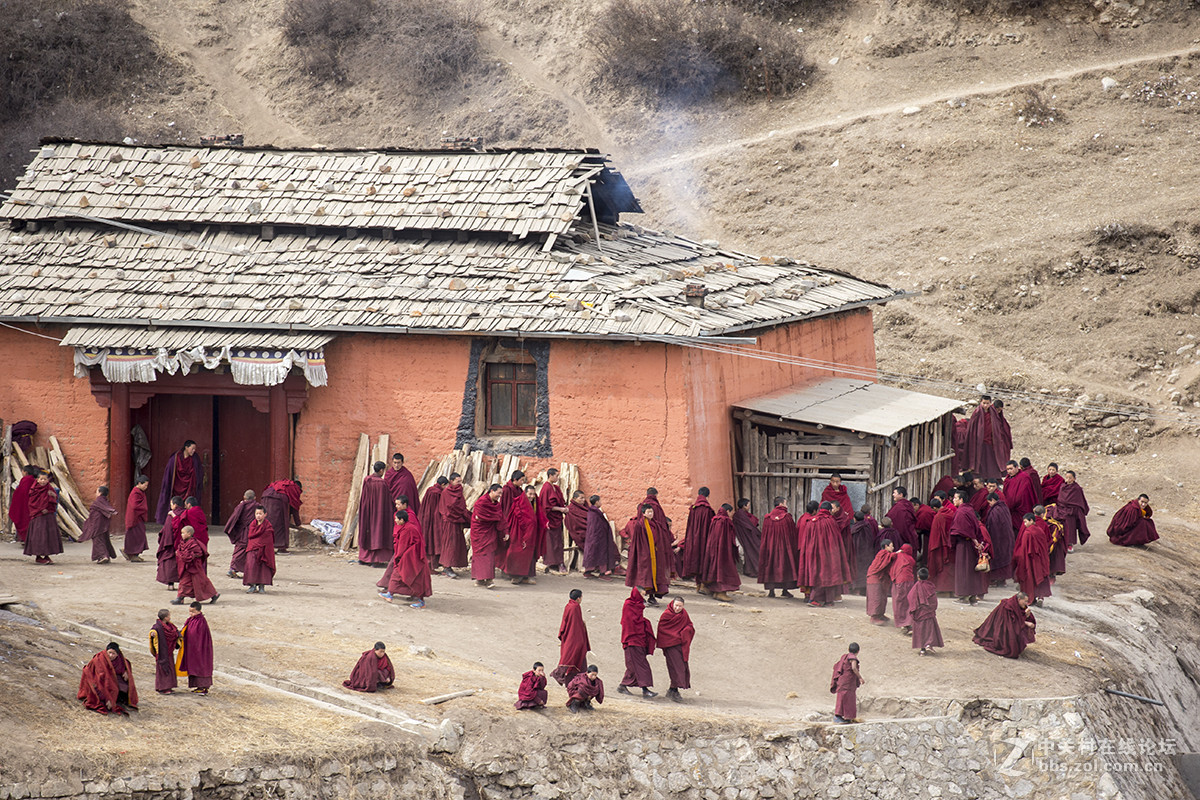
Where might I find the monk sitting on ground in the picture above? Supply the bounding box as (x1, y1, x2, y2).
(78, 642, 138, 715)
(830, 642, 863, 724)
(514, 662, 548, 710)
(973, 592, 1037, 658)
(343, 642, 395, 692)
(565, 665, 604, 712)
(1106, 494, 1159, 547)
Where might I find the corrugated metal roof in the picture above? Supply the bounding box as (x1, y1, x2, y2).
(734, 379, 962, 437)
(61, 325, 332, 352)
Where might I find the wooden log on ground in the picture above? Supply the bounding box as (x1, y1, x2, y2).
(419, 689, 478, 705)
(337, 434, 371, 551)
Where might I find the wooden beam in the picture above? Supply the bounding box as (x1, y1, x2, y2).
(867, 474, 901, 494)
(896, 452, 954, 476)
(337, 434, 371, 550)
(736, 470, 869, 479)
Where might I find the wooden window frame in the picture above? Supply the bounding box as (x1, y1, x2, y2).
(484, 360, 537, 434)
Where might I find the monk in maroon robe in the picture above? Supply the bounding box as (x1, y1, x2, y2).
(1107, 494, 1159, 547)
(820, 474, 854, 516)
(179, 602, 214, 692)
(806, 503, 851, 607)
(949, 490, 988, 603)
(926, 499, 955, 592)
(157, 497, 182, 589)
(470, 484, 506, 586)
(181, 497, 209, 549)
(963, 396, 1011, 479)
(262, 479, 302, 553)
(679, 489, 715, 585)
(344, 642, 394, 692)
(539, 470, 569, 574)
(384, 510, 432, 608)
(79, 486, 118, 563)
(929, 474, 955, 502)
(865, 541, 895, 624)
(890, 543, 916, 631)
(914, 501, 935, 540)
(23, 471, 62, 564)
(515, 662, 548, 709)
(700, 504, 741, 601)
(968, 476, 990, 517)
(553, 589, 590, 685)
(173, 527, 219, 604)
(617, 588, 657, 696)
(984, 491, 1014, 585)
(420, 478, 446, 568)
(1013, 514, 1051, 600)
(884, 488, 918, 551)
(149, 608, 181, 693)
(759, 498, 799, 597)
(504, 485, 546, 583)
(243, 506, 276, 593)
(1041, 463, 1064, 506)
(383, 453, 420, 516)
(565, 666, 604, 711)
(376, 497, 416, 591)
(582, 496, 617, 579)
(155, 440, 202, 524)
(1020, 459, 1043, 504)
(830, 643, 863, 723)
(849, 510, 877, 594)
(1002, 461, 1039, 534)
(435, 474, 471, 576)
(974, 593, 1037, 658)
(9, 465, 38, 543)
(796, 500, 820, 588)
(358, 463, 394, 565)
(565, 490, 589, 558)
(1037, 506, 1066, 577)
(78, 643, 138, 715)
(731, 500, 762, 578)
(626, 504, 671, 599)
(500, 471, 524, 516)
(223, 489, 257, 576)
(908, 569, 944, 655)
(830, 502, 855, 586)
(1052, 471, 1091, 549)
(657, 598, 694, 701)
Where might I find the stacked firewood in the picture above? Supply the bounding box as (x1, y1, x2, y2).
(1, 423, 89, 541)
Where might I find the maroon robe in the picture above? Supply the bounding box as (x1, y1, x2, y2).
(582, 505, 617, 573)
(907, 580, 944, 650)
(514, 670, 548, 709)
(539, 482, 567, 569)
(1013, 522, 1051, 599)
(805, 509, 851, 604)
(830, 654, 861, 719)
(554, 599, 590, 685)
(914, 504, 935, 536)
(150, 619, 180, 692)
(929, 475, 955, 501)
(850, 519, 876, 593)
(181, 506, 209, 549)
(155, 450, 203, 524)
(499, 480, 522, 516)
(262, 481, 302, 551)
(619, 588, 657, 688)
(927, 504, 957, 592)
(357, 475, 394, 564)
(700, 509, 741, 593)
(973, 595, 1036, 658)
(833, 509, 855, 585)
(435, 483, 471, 568)
(890, 545, 916, 628)
(419, 485, 443, 560)
(984, 499, 1015, 583)
(179, 611, 214, 689)
(821, 483, 854, 516)
(968, 487, 990, 517)
(469, 495, 505, 580)
(1041, 473, 1064, 506)
(503, 492, 546, 579)
(679, 496, 715, 580)
(176, 537, 218, 601)
(80, 495, 118, 561)
(884, 499, 918, 551)
(963, 405, 1011, 479)
(950, 503, 988, 598)
(626, 515, 671, 596)
(731, 508, 762, 578)
(657, 604, 695, 690)
(388, 520, 432, 599)
(1106, 500, 1159, 546)
(565, 499, 589, 550)
(343, 650, 394, 692)
(156, 513, 180, 585)
(758, 505, 799, 590)
(244, 518, 277, 586)
(1002, 470, 1039, 534)
(795, 512, 816, 586)
(383, 466, 420, 516)
(1044, 517, 1066, 576)
(1023, 468, 1044, 504)
(565, 672, 604, 706)
(865, 549, 895, 619)
(223, 498, 256, 573)
(9, 474, 34, 541)
(1052, 482, 1092, 547)
(22, 482, 62, 557)
(78, 651, 138, 714)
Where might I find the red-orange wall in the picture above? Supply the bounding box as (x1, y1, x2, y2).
(0, 325, 109, 495)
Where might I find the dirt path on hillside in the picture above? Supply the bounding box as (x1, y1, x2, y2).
(128, 0, 313, 147)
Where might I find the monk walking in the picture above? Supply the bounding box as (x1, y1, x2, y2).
(974, 592, 1037, 658)
(1107, 494, 1159, 547)
(565, 490, 589, 568)
(358, 462, 394, 566)
(421, 476, 447, 570)
(1013, 513, 1052, 602)
(382, 509, 432, 609)
(679, 488, 716, 589)
(149, 608, 181, 693)
(23, 470, 63, 565)
(172, 527, 219, 605)
(565, 665, 604, 712)
(656, 597, 694, 702)
(504, 484, 546, 585)
(80, 486, 118, 563)
(224, 489, 257, 577)
(890, 543, 917, 633)
(758, 497, 798, 599)
(830, 643, 863, 724)
(515, 662, 548, 710)
(865, 540, 895, 625)
(617, 588, 658, 698)
(78, 642, 138, 715)
(122, 475, 151, 562)
(582, 495, 617, 580)
(552, 589, 590, 685)
(470, 484, 506, 587)
(626, 503, 670, 602)
(699, 504, 740, 602)
(908, 568, 944, 656)
(156, 497, 182, 590)
(155, 440, 202, 524)
(1052, 470, 1091, 552)
(343, 642, 394, 692)
(731, 498, 762, 578)
(243, 505, 277, 594)
(539, 469, 569, 575)
(181, 496, 209, 548)
(433, 473, 470, 578)
(179, 601, 214, 694)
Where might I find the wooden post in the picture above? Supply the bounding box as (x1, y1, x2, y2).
(1, 422, 10, 539)
(110, 384, 131, 533)
(268, 384, 289, 482)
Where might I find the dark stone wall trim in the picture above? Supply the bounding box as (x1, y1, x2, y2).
(455, 338, 552, 458)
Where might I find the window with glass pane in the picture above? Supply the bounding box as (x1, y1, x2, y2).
(486, 361, 537, 433)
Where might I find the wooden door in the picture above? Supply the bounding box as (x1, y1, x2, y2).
(146, 394, 215, 519)
(215, 395, 271, 523)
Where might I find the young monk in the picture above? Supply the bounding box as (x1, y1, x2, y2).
(865, 540, 896, 625)
(79, 486, 118, 563)
(121, 474, 151, 562)
(656, 597, 694, 702)
(700, 503, 741, 602)
(243, 505, 277, 594)
(470, 484, 506, 587)
(23, 470, 62, 565)
(149, 608, 181, 694)
(617, 588, 658, 698)
(78, 642, 138, 715)
(514, 662, 548, 710)
(974, 592, 1037, 658)
(224, 489, 257, 577)
(890, 543, 917, 634)
(830, 643, 863, 724)
(179, 601, 214, 694)
(172, 527, 219, 605)
(552, 589, 590, 685)
(382, 509, 431, 609)
(157, 496, 184, 590)
(908, 568, 944, 656)
(565, 665, 604, 712)
(343, 642, 394, 692)
(435, 472, 471, 578)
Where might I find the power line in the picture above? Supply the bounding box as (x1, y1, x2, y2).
(0, 320, 63, 342)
